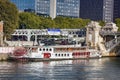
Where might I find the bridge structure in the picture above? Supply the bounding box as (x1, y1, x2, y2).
(5, 29, 86, 46)
(100, 31, 120, 52)
(11, 29, 86, 41)
(102, 31, 120, 56)
(86, 21, 120, 56)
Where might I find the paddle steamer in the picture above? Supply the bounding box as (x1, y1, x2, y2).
(9, 45, 101, 61)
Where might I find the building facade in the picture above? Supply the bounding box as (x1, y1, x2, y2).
(80, 0, 104, 21)
(80, 0, 120, 22)
(35, 0, 50, 16)
(103, 0, 114, 22)
(10, 0, 80, 19)
(10, 0, 35, 11)
(10, 0, 120, 22)
(35, 0, 80, 19)
(56, 0, 80, 18)
(113, 0, 120, 21)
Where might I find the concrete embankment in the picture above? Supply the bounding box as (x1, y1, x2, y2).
(0, 47, 15, 61)
(0, 53, 9, 61)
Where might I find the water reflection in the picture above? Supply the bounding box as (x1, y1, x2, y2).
(0, 58, 120, 80)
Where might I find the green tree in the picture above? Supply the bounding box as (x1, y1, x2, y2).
(54, 16, 90, 29)
(115, 18, 120, 31)
(99, 20, 105, 27)
(40, 16, 56, 29)
(69, 18, 90, 28)
(0, 0, 19, 39)
(19, 13, 91, 29)
(82, 19, 91, 27)
(19, 12, 41, 29)
(54, 16, 71, 28)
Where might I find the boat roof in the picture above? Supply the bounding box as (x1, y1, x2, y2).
(24, 45, 88, 48)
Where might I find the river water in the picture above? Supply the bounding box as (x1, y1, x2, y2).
(0, 57, 120, 80)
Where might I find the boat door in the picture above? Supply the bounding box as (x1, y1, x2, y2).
(44, 53, 51, 58)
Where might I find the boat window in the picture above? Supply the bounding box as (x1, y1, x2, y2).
(67, 54, 69, 56)
(83, 52, 85, 55)
(43, 48, 45, 51)
(58, 54, 60, 56)
(81, 53, 83, 55)
(64, 54, 66, 56)
(49, 48, 52, 51)
(61, 54, 63, 57)
(39, 48, 42, 51)
(55, 54, 57, 56)
(72, 53, 74, 56)
(88, 52, 90, 55)
(46, 48, 48, 51)
(32, 48, 38, 52)
(68, 48, 72, 51)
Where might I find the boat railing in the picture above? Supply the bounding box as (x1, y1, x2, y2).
(54, 50, 89, 52)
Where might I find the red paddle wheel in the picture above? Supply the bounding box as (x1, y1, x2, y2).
(13, 47, 27, 57)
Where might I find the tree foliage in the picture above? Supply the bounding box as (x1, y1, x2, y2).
(54, 16, 70, 28)
(19, 13, 91, 29)
(0, 0, 18, 39)
(115, 18, 120, 31)
(19, 12, 41, 29)
(40, 16, 56, 29)
(54, 16, 90, 29)
(99, 21, 105, 27)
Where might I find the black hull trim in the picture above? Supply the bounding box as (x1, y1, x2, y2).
(8, 57, 100, 62)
